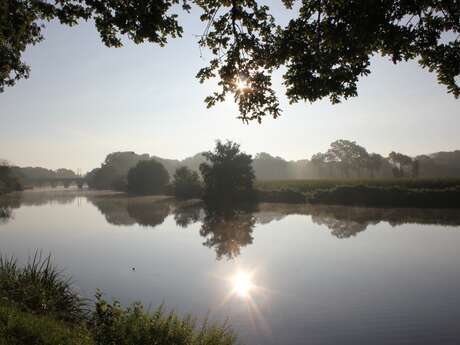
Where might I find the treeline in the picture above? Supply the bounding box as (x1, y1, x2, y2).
(10, 167, 78, 182)
(87, 141, 253, 204)
(85, 140, 460, 188)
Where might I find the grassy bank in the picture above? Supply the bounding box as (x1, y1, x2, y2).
(255, 178, 460, 207)
(0, 254, 238, 345)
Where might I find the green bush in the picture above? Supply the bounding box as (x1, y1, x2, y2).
(0, 255, 239, 345)
(0, 303, 93, 345)
(92, 291, 237, 345)
(127, 160, 170, 195)
(173, 167, 202, 199)
(0, 253, 86, 323)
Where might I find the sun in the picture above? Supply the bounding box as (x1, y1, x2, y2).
(232, 271, 254, 298)
(235, 78, 249, 92)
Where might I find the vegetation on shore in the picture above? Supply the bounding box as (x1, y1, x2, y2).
(0, 164, 22, 195)
(256, 178, 460, 207)
(0, 254, 238, 345)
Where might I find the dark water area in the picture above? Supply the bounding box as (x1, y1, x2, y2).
(1, 190, 460, 344)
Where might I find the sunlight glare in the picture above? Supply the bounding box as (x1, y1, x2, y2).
(232, 271, 254, 298)
(235, 78, 249, 92)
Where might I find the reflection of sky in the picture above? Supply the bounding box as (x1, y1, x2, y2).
(1, 3, 459, 171)
(1, 194, 460, 344)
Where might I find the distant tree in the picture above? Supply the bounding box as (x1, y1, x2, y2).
(0, 162, 22, 194)
(324, 140, 370, 178)
(367, 153, 384, 178)
(388, 152, 413, 178)
(2, 1, 458, 121)
(252, 152, 289, 180)
(86, 151, 150, 190)
(172, 166, 202, 199)
(311, 153, 329, 177)
(412, 160, 420, 178)
(200, 141, 255, 204)
(127, 160, 169, 195)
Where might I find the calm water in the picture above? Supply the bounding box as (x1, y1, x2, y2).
(1, 190, 460, 345)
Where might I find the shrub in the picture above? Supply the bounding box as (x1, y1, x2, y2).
(173, 167, 202, 199)
(0, 255, 239, 345)
(200, 141, 256, 204)
(0, 253, 86, 323)
(127, 160, 170, 195)
(92, 291, 237, 345)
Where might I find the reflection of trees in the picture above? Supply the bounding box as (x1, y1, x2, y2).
(126, 201, 170, 227)
(200, 205, 257, 260)
(0, 194, 21, 224)
(309, 206, 377, 238)
(307, 205, 460, 238)
(89, 196, 172, 228)
(0, 207, 12, 224)
(173, 204, 202, 228)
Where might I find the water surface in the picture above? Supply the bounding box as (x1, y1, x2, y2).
(1, 190, 460, 344)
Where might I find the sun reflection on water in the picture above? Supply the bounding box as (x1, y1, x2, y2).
(232, 271, 254, 298)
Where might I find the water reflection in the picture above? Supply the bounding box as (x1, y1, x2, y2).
(2, 191, 460, 257)
(200, 205, 257, 260)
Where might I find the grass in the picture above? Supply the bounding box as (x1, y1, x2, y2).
(255, 178, 460, 207)
(0, 253, 239, 345)
(0, 253, 86, 323)
(0, 303, 93, 345)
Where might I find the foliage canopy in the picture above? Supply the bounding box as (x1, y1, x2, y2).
(1, 0, 459, 121)
(127, 160, 170, 195)
(200, 140, 255, 203)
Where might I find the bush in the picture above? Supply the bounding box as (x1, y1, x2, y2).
(0, 303, 93, 345)
(92, 292, 237, 345)
(127, 160, 170, 195)
(200, 141, 256, 204)
(0, 254, 239, 345)
(0, 253, 86, 323)
(173, 167, 202, 199)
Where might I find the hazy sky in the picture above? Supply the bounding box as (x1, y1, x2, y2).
(1, 5, 459, 172)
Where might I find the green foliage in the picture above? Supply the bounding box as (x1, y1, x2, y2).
(200, 141, 255, 204)
(0, 253, 86, 323)
(256, 178, 460, 194)
(86, 152, 151, 190)
(127, 160, 170, 195)
(308, 185, 460, 208)
(0, 165, 22, 194)
(0, 255, 239, 345)
(173, 166, 202, 199)
(0, 303, 93, 345)
(1, 1, 458, 121)
(92, 291, 237, 345)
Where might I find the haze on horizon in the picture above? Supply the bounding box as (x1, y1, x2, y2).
(1, 6, 459, 172)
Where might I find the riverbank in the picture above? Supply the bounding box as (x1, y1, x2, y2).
(256, 178, 460, 207)
(0, 254, 237, 345)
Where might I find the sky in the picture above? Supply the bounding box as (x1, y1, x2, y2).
(1, 4, 459, 173)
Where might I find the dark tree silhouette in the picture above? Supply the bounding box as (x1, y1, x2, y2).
(200, 141, 255, 204)
(172, 166, 202, 199)
(1, 1, 458, 121)
(127, 160, 169, 195)
(0, 163, 22, 194)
